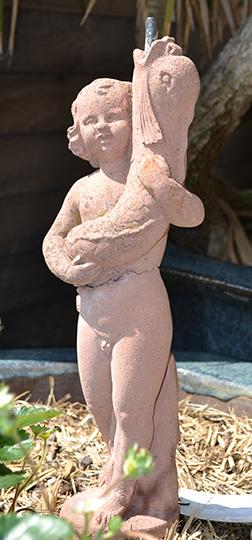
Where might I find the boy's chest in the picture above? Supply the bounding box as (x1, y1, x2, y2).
(78, 181, 124, 222)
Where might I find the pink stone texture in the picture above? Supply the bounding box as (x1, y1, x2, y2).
(43, 37, 204, 537)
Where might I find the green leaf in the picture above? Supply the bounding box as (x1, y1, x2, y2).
(108, 515, 122, 534)
(0, 514, 73, 540)
(14, 406, 61, 429)
(0, 463, 27, 489)
(0, 472, 26, 490)
(0, 463, 12, 474)
(123, 444, 153, 479)
(31, 425, 54, 439)
(0, 514, 18, 536)
(0, 387, 16, 437)
(0, 416, 16, 438)
(0, 438, 33, 462)
(0, 429, 30, 448)
(94, 532, 104, 540)
(0, 434, 16, 448)
(0, 386, 13, 409)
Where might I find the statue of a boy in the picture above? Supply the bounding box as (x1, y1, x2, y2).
(43, 37, 204, 536)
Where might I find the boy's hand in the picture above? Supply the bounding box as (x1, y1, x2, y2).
(66, 259, 103, 287)
(64, 225, 85, 259)
(139, 154, 171, 197)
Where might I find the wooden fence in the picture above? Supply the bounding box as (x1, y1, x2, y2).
(0, 1, 135, 346)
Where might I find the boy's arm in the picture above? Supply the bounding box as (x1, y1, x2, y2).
(65, 156, 204, 269)
(42, 181, 89, 284)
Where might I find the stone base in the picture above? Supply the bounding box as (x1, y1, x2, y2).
(60, 488, 177, 539)
(121, 514, 172, 538)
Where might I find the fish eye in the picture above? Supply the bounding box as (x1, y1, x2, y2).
(160, 72, 172, 86)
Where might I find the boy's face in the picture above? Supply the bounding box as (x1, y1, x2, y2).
(77, 89, 131, 163)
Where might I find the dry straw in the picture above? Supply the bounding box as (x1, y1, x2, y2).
(1, 388, 251, 539)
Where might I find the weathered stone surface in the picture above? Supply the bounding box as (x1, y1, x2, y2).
(43, 36, 204, 534)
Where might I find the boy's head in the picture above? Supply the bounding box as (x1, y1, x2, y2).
(68, 78, 132, 168)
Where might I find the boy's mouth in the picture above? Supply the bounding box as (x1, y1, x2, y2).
(98, 135, 112, 145)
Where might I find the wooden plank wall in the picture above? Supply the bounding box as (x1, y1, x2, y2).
(0, 2, 136, 347)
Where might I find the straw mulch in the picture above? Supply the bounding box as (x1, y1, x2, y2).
(1, 384, 251, 540)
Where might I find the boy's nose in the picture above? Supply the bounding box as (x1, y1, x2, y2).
(96, 118, 106, 129)
(96, 118, 108, 131)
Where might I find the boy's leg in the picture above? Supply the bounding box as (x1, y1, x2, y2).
(77, 314, 113, 448)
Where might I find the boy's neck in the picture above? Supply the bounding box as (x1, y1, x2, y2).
(99, 153, 130, 184)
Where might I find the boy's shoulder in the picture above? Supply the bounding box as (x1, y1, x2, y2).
(69, 171, 97, 194)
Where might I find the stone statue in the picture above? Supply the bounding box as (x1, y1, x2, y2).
(43, 37, 204, 537)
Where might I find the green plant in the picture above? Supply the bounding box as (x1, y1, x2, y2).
(0, 513, 73, 540)
(123, 443, 153, 479)
(0, 385, 155, 540)
(0, 385, 61, 512)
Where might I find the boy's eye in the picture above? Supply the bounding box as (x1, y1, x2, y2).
(83, 115, 97, 125)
